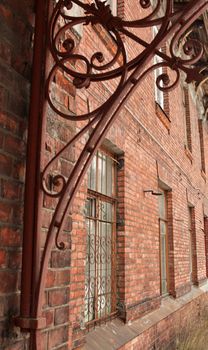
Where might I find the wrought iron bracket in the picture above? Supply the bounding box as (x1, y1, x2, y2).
(16, 1, 208, 349)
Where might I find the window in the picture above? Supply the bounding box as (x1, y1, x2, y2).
(158, 189, 169, 295)
(102, 0, 117, 15)
(84, 150, 117, 324)
(188, 207, 193, 282)
(204, 216, 208, 278)
(188, 206, 197, 284)
(62, 1, 83, 37)
(198, 119, 206, 173)
(183, 87, 192, 153)
(153, 27, 164, 110)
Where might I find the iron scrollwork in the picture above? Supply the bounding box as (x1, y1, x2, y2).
(18, 0, 208, 348)
(42, 0, 207, 250)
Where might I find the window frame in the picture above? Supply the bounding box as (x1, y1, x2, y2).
(159, 188, 169, 295)
(101, 0, 117, 15)
(85, 148, 118, 326)
(183, 87, 192, 153)
(188, 206, 193, 282)
(153, 26, 165, 110)
(198, 119, 206, 174)
(188, 206, 197, 285)
(204, 216, 208, 278)
(62, 1, 84, 37)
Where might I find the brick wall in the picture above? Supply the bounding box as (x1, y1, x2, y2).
(0, 1, 208, 350)
(205, 217, 208, 278)
(41, 49, 77, 349)
(66, 1, 208, 348)
(0, 0, 34, 349)
(118, 291, 208, 350)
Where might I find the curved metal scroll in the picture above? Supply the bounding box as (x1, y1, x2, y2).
(17, 0, 208, 349)
(39, 0, 208, 326)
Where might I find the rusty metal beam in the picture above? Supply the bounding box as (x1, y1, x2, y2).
(15, 0, 49, 328)
(15, 1, 208, 349)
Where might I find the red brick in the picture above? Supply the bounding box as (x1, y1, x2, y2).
(56, 269, 70, 286)
(43, 309, 54, 327)
(45, 269, 56, 288)
(12, 203, 24, 225)
(0, 131, 3, 148)
(0, 202, 12, 223)
(0, 227, 21, 247)
(7, 250, 22, 269)
(4, 135, 25, 156)
(54, 306, 69, 326)
(0, 1, 33, 349)
(48, 288, 69, 307)
(0, 249, 7, 268)
(0, 270, 18, 293)
(0, 112, 19, 134)
(12, 159, 25, 182)
(0, 153, 12, 176)
(0, 85, 8, 109)
(35, 332, 48, 350)
(1, 179, 21, 200)
(0, 40, 12, 64)
(48, 326, 68, 349)
(51, 250, 71, 268)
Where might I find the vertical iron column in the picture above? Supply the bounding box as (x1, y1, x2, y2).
(15, 0, 49, 332)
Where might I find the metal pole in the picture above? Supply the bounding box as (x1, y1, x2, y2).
(15, 0, 49, 334)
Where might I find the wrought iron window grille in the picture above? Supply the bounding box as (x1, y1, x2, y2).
(84, 150, 117, 325)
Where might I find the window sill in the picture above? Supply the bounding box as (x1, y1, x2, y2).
(184, 145, 193, 163)
(83, 282, 208, 350)
(93, 24, 124, 65)
(155, 102, 171, 132)
(201, 169, 206, 182)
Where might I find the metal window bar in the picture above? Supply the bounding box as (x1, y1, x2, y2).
(85, 151, 117, 326)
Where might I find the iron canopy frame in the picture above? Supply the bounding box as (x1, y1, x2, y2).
(14, 1, 208, 349)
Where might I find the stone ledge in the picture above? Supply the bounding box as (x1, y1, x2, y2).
(184, 145, 193, 163)
(201, 169, 206, 182)
(155, 102, 171, 132)
(84, 282, 208, 350)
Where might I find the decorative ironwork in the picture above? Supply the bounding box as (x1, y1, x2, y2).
(16, 1, 208, 349)
(43, 0, 208, 263)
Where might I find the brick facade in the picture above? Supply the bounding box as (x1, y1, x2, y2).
(0, 1, 208, 350)
(0, 0, 34, 349)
